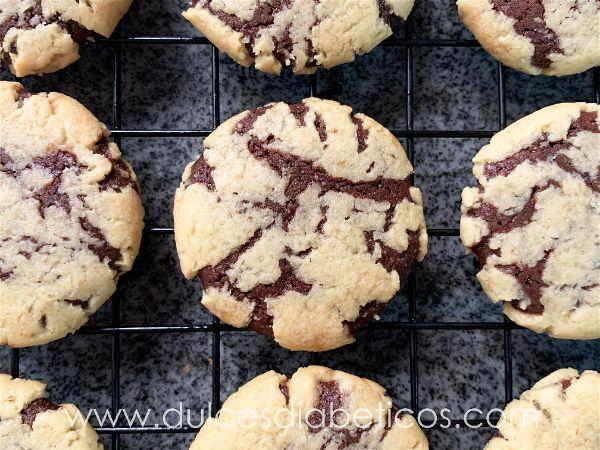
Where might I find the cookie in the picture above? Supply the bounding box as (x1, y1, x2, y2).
(460, 103, 599, 339)
(174, 98, 428, 351)
(191, 365, 428, 450)
(1, 0, 133, 77)
(0, 81, 144, 347)
(486, 369, 599, 449)
(182, 0, 414, 75)
(457, 0, 600, 76)
(0, 374, 103, 449)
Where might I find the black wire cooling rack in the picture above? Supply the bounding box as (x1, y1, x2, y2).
(7, 14, 600, 450)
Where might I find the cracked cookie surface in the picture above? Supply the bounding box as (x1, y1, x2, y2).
(460, 103, 599, 339)
(457, 0, 600, 76)
(0, 374, 103, 449)
(0, 0, 133, 77)
(182, 0, 414, 75)
(0, 81, 144, 347)
(174, 98, 428, 351)
(190, 365, 428, 450)
(486, 369, 599, 449)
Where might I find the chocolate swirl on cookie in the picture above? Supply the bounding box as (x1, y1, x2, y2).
(491, 0, 563, 69)
(461, 105, 599, 331)
(191, 103, 420, 337)
(177, 99, 427, 350)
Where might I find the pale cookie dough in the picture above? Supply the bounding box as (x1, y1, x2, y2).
(174, 98, 428, 351)
(182, 0, 414, 75)
(460, 103, 600, 339)
(486, 369, 599, 449)
(1, 0, 133, 77)
(0, 374, 103, 449)
(0, 81, 144, 347)
(457, 0, 600, 76)
(190, 365, 428, 450)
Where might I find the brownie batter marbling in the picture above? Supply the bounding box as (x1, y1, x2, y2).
(460, 103, 599, 339)
(0, 81, 144, 347)
(182, 0, 414, 75)
(0, 0, 133, 77)
(174, 98, 428, 352)
(486, 369, 599, 449)
(457, 0, 600, 76)
(0, 374, 103, 449)
(190, 366, 428, 450)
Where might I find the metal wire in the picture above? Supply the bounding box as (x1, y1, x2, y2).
(7, 21, 600, 448)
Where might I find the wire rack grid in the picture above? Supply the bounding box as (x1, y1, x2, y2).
(7, 13, 600, 450)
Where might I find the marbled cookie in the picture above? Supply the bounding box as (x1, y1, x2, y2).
(191, 366, 428, 450)
(1, 0, 133, 77)
(0, 81, 144, 347)
(457, 0, 600, 76)
(0, 374, 103, 449)
(183, 0, 414, 75)
(174, 98, 427, 351)
(486, 369, 599, 449)
(460, 103, 599, 339)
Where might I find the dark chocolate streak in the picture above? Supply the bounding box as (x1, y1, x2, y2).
(65, 299, 90, 309)
(201, 0, 292, 58)
(1, 141, 133, 274)
(187, 155, 215, 190)
(377, 0, 393, 24)
(305, 37, 318, 68)
(194, 107, 417, 336)
(364, 229, 420, 274)
(0, 148, 19, 177)
(471, 110, 599, 260)
(273, 24, 293, 65)
(199, 0, 393, 71)
(247, 136, 413, 207)
(0, 269, 13, 281)
(307, 380, 344, 433)
(79, 217, 123, 273)
(16, 86, 31, 108)
(501, 250, 552, 315)
(92, 136, 139, 193)
(484, 111, 600, 190)
(21, 398, 60, 427)
(314, 113, 328, 142)
(343, 301, 388, 336)
(352, 115, 369, 153)
(307, 380, 381, 449)
(199, 227, 311, 336)
(32, 151, 82, 217)
(316, 205, 328, 233)
(289, 102, 310, 126)
(0, 0, 92, 66)
(279, 380, 290, 405)
(235, 105, 272, 135)
(469, 111, 599, 315)
(468, 181, 560, 264)
(491, 0, 563, 69)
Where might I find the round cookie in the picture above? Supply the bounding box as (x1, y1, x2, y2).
(460, 103, 599, 339)
(183, 0, 414, 75)
(1, 0, 133, 77)
(486, 369, 599, 449)
(0, 374, 103, 449)
(174, 98, 428, 352)
(191, 365, 428, 450)
(456, 0, 600, 76)
(0, 81, 144, 347)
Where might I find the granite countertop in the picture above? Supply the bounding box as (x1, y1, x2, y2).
(1, 0, 598, 449)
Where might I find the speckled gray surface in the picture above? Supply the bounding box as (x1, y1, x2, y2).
(1, 0, 599, 449)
